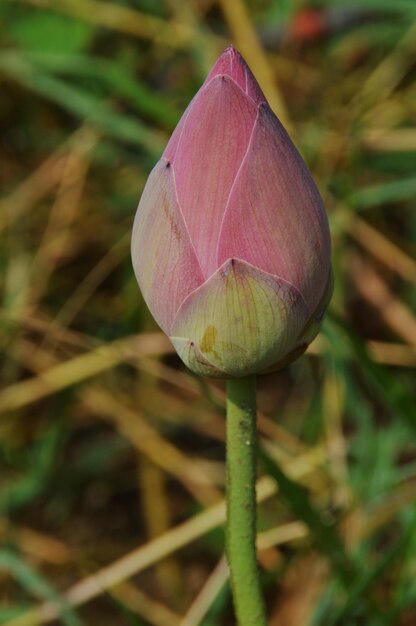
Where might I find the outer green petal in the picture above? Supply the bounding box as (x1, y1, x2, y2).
(169, 337, 230, 378)
(170, 259, 310, 378)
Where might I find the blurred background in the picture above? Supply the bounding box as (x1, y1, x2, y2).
(1, 0, 416, 624)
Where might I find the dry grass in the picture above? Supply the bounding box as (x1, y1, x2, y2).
(1, 1, 415, 625)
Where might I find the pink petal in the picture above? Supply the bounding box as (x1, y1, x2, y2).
(217, 104, 331, 311)
(206, 47, 267, 107)
(163, 98, 194, 162)
(245, 62, 268, 107)
(171, 75, 258, 278)
(131, 159, 204, 334)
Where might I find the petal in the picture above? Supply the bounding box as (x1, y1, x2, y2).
(245, 62, 268, 107)
(172, 75, 258, 277)
(217, 104, 331, 311)
(297, 267, 333, 346)
(169, 337, 229, 378)
(206, 47, 267, 107)
(164, 48, 261, 163)
(163, 97, 194, 162)
(170, 258, 309, 378)
(131, 159, 204, 334)
(206, 47, 246, 92)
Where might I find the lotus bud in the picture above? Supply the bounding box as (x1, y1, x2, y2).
(131, 47, 332, 378)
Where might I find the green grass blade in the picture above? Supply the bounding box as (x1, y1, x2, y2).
(0, 550, 83, 626)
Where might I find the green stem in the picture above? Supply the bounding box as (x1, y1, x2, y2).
(226, 375, 267, 626)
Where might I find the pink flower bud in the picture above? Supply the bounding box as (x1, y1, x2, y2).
(131, 47, 332, 378)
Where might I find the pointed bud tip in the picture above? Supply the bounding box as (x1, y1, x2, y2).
(222, 45, 242, 61)
(205, 47, 260, 97)
(206, 47, 268, 107)
(206, 46, 245, 83)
